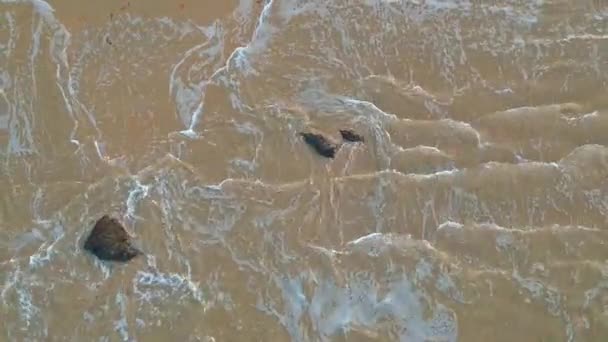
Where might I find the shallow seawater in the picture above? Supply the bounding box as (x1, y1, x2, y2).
(1, 0, 608, 341)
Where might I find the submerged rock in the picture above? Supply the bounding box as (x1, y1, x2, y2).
(299, 132, 338, 158)
(83, 215, 142, 262)
(339, 129, 365, 143)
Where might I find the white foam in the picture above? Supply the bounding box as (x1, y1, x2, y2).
(436, 220, 464, 232)
(16, 285, 39, 327)
(347, 232, 384, 246)
(304, 275, 458, 341)
(0, 88, 11, 130)
(512, 270, 562, 316)
(134, 270, 204, 303)
(113, 292, 131, 342)
(177, 128, 202, 139)
(125, 180, 150, 223)
(0, 0, 54, 20)
(1, 263, 20, 305)
(169, 22, 222, 127)
(184, 100, 204, 133)
(28, 232, 64, 269)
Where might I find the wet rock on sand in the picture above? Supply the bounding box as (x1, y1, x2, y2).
(83, 215, 142, 262)
(299, 132, 338, 158)
(299, 129, 366, 158)
(339, 129, 365, 143)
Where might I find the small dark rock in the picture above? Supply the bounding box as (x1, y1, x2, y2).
(339, 129, 364, 143)
(299, 132, 338, 158)
(84, 215, 142, 262)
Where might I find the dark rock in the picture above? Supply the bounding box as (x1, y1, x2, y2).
(299, 132, 338, 158)
(339, 129, 365, 143)
(84, 215, 142, 262)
